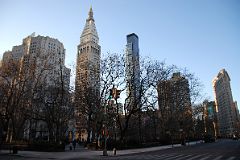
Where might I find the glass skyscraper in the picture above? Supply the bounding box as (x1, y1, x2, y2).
(125, 33, 140, 110)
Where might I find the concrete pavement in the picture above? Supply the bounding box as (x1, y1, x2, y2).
(108, 139, 240, 160)
(0, 141, 202, 160)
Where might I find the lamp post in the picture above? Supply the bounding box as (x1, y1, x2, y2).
(179, 129, 185, 145)
(103, 102, 108, 156)
(166, 131, 173, 148)
(103, 87, 114, 156)
(102, 86, 120, 156)
(213, 121, 216, 139)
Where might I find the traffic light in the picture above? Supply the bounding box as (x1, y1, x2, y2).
(114, 89, 121, 99)
(109, 88, 121, 99)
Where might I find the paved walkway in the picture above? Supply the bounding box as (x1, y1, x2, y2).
(0, 141, 202, 159)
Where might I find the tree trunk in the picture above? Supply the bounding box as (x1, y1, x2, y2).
(138, 113, 142, 144)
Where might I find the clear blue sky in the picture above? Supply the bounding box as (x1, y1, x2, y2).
(0, 0, 239, 109)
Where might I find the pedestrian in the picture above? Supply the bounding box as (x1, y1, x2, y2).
(72, 139, 76, 150)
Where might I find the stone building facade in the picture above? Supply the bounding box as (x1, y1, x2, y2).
(213, 69, 238, 137)
(75, 7, 101, 141)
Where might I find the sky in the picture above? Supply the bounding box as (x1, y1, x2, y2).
(0, 0, 239, 109)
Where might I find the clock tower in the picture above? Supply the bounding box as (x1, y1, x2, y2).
(75, 7, 101, 141)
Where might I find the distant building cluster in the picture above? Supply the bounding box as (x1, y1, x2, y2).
(1, 6, 239, 144)
(73, 7, 143, 142)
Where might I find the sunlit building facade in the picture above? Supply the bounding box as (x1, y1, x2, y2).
(1, 33, 70, 140)
(1, 33, 70, 90)
(75, 7, 101, 141)
(157, 72, 192, 133)
(213, 69, 238, 137)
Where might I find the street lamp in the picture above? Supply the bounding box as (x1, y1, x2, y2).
(179, 129, 185, 145)
(102, 86, 121, 156)
(213, 122, 216, 139)
(103, 96, 109, 156)
(103, 123, 108, 156)
(166, 131, 173, 148)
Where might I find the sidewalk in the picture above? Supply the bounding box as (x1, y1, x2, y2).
(106, 140, 202, 156)
(0, 141, 202, 159)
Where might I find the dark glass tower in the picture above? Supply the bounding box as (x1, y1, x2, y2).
(125, 33, 140, 110)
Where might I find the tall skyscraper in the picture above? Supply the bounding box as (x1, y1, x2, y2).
(125, 33, 140, 110)
(75, 7, 101, 141)
(213, 69, 237, 137)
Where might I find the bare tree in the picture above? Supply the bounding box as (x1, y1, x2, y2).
(73, 52, 203, 148)
(157, 68, 203, 144)
(0, 51, 72, 145)
(30, 56, 72, 143)
(99, 54, 190, 146)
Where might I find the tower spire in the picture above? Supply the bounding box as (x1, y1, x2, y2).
(81, 5, 98, 44)
(88, 6, 94, 21)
